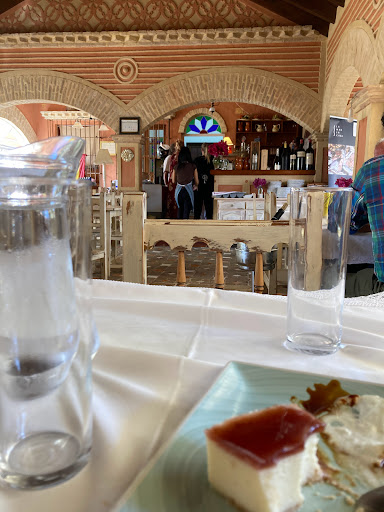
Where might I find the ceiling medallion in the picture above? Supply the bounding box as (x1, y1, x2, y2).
(121, 149, 135, 162)
(114, 57, 139, 84)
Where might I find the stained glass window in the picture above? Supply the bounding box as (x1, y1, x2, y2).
(186, 115, 221, 135)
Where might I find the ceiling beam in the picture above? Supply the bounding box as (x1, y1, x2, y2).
(282, 0, 337, 23)
(327, 0, 345, 7)
(247, 0, 339, 36)
(0, 0, 25, 16)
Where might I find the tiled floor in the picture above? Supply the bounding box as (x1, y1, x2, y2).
(146, 246, 254, 291)
(106, 245, 288, 294)
(107, 246, 255, 292)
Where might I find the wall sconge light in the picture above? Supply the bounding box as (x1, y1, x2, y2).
(99, 124, 109, 132)
(94, 148, 113, 188)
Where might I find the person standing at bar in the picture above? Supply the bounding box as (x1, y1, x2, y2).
(165, 140, 182, 219)
(172, 146, 199, 219)
(194, 143, 214, 219)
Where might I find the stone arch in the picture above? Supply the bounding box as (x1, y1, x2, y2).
(0, 69, 127, 133)
(178, 108, 227, 134)
(329, 66, 361, 120)
(0, 106, 37, 143)
(126, 67, 321, 134)
(322, 20, 381, 131)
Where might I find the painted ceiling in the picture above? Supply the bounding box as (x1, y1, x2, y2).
(0, 0, 293, 34)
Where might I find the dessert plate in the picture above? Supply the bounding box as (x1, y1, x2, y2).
(114, 362, 384, 512)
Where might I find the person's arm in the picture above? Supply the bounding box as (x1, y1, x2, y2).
(171, 167, 176, 184)
(350, 189, 369, 233)
(194, 167, 199, 187)
(163, 155, 171, 185)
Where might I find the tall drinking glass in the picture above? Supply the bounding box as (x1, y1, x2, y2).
(285, 187, 352, 355)
(68, 179, 100, 359)
(0, 137, 93, 489)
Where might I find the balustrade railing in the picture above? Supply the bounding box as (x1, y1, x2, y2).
(121, 192, 290, 292)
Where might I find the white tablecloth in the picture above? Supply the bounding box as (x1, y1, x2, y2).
(1, 281, 384, 512)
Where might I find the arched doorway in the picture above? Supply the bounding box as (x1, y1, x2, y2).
(322, 21, 381, 131)
(0, 69, 127, 133)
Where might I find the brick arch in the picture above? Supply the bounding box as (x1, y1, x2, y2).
(322, 20, 381, 131)
(0, 106, 37, 143)
(178, 108, 227, 134)
(0, 69, 127, 133)
(126, 67, 321, 134)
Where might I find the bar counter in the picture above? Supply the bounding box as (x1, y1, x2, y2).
(211, 169, 316, 193)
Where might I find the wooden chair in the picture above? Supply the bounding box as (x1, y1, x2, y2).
(107, 192, 123, 278)
(91, 191, 108, 279)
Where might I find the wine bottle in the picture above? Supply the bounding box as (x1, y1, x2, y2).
(305, 139, 315, 170)
(289, 141, 297, 171)
(251, 152, 258, 170)
(296, 138, 305, 171)
(281, 141, 290, 170)
(273, 148, 281, 171)
(271, 202, 288, 220)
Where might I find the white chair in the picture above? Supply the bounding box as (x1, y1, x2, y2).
(91, 191, 108, 279)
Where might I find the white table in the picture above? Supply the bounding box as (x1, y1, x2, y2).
(2, 281, 384, 512)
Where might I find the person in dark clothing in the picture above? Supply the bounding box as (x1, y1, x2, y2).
(194, 143, 214, 219)
(172, 146, 199, 219)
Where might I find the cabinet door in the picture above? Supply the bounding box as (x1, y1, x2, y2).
(245, 210, 264, 220)
(218, 209, 245, 221)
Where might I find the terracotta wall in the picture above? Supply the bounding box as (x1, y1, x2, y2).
(16, 103, 117, 185)
(17, 103, 65, 140)
(0, 41, 322, 105)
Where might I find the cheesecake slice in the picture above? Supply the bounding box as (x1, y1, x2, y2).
(205, 404, 324, 512)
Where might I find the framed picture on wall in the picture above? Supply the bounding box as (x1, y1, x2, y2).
(100, 140, 116, 155)
(119, 117, 140, 135)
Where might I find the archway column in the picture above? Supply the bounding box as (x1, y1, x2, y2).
(309, 132, 328, 183)
(352, 85, 384, 164)
(112, 134, 144, 192)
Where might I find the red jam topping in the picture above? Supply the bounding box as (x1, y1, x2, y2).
(206, 405, 325, 469)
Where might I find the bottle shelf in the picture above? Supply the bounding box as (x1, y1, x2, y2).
(211, 169, 316, 176)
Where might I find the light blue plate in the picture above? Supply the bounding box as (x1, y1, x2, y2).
(116, 362, 384, 512)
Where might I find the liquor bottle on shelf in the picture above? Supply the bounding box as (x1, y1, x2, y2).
(305, 139, 315, 170)
(281, 141, 290, 170)
(251, 152, 258, 170)
(273, 148, 281, 171)
(289, 141, 297, 170)
(271, 202, 288, 220)
(296, 138, 305, 171)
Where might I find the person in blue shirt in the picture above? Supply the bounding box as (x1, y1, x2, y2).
(345, 139, 384, 296)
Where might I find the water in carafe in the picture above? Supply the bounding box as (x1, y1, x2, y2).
(0, 137, 85, 400)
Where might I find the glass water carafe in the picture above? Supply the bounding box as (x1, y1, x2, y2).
(0, 136, 93, 489)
